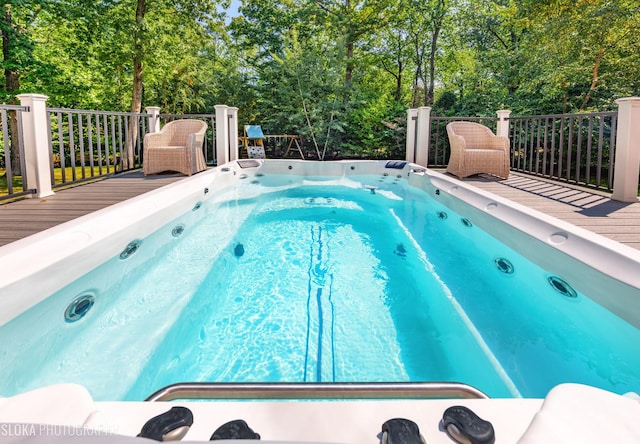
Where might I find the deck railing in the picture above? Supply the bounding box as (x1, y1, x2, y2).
(409, 102, 639, 199)
(425, 112, 619, 192)
(47, 108, 149, 189)
(0, 95, 224, 201)
(508, 112, 618, 192)
(0, 104, 32, 202)
(46, 110, 220, 190)
(2, 95, 639, 202)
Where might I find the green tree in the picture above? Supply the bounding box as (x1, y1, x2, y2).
(405, 0, 448, 107)
(369, 1, 412, 105)
(1, 0, 44, 172)
(3, 0, 639, 164)
(309, 0, 391, 95)
(517, 0, 640, 112)
(264, 28, 344, 159)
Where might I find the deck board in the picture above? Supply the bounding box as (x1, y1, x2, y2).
(1, 169, 639, 251)
(462, 173, 640, 250)
(0, 171, 185, 247)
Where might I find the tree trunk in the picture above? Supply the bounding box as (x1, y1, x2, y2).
(345, 40, 354, 89)
(395, 63, 402, 103)
(410, 28, 425, 107)
(411, 33, 420, 106)
(3, 4, 22, 175)
(343, 0, 352, 96)
(126, 0, 146, 169)
(426, 21, 441, 106)
(394, 32, 403, 103)
(580, 47, 604, 111)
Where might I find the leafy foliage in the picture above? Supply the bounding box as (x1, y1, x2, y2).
(1, 0, 638, 157)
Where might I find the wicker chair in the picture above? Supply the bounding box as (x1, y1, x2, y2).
(143, 119, 208, 176)
(446, 121, 510, 179)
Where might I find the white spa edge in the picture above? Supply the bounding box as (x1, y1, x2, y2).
(0, 383, 542, 444)
(1, 159, 639, 328)
(1, 160, 640, 442)
(0, 383, 639, 443)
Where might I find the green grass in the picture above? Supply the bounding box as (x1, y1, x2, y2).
(52, 166, 107, 185)
(1, 167, 107, 197)
(0, 170, 23, 197)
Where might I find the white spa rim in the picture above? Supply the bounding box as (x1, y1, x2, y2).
(1, 159, 639, 329)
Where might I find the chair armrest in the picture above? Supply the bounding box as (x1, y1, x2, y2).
(185, 128, 206, 167)
(186, 134, 204, 150)
(449, 134, 467, 152)
(185, 127, 207, 172)
(492, 135, 510, 153)
(186, 128, 206, 151)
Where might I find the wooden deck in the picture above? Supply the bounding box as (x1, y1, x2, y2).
(0, 171, 185, 247)
(463, 172, 640, 251)
(0, 169, 639, 250)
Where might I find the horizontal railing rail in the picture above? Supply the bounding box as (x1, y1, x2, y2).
(0, 104, 33, 202)
(145, 382, 489, 402)
(429, 116, 499, 167)
(47, 108, 150, 189)
(508, 112, 618, 192)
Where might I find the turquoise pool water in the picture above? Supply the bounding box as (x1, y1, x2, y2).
(1, 174, 639, 401)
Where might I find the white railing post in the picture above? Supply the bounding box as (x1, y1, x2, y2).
(612, 97, 640, 202)
(227, 107, 239, 162)
(145, 106, 161, 133)
(405, 108, 418, 162)
(496, 109, 511, 138)
(17, 94, 54, 198)
(415, 106, 431, 167)
(214, 105, 229, 166)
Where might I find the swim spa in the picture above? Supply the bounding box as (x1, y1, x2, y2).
(0, 160, 639, 402)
